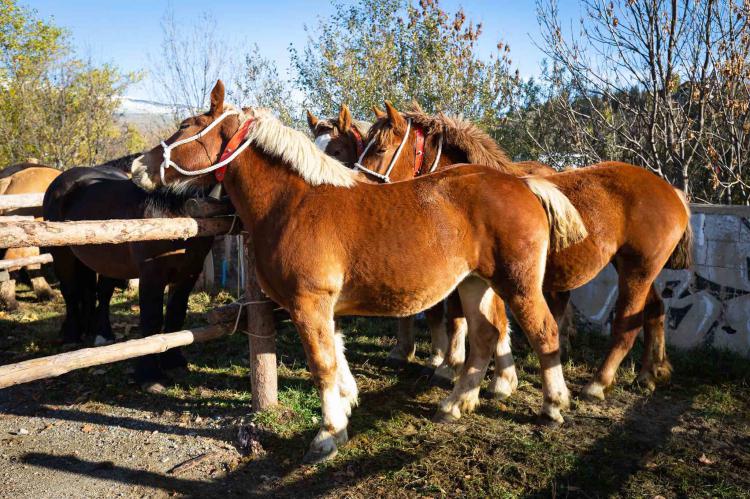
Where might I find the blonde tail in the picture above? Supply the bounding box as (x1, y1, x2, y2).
(524, 177, 588, 251)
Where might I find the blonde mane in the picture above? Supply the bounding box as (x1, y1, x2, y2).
(244, 108, 358, 188)
(398, 107, 525, 175)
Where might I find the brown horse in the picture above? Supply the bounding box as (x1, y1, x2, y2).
(359, 102, 693, 400)
(132, 80, 590, 462)
(0, 165, 60, 309)
(307, 106, 455, 373)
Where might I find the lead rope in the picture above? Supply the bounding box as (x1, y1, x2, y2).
(353, 119, 412, 183)
(428, 134, 444, 173)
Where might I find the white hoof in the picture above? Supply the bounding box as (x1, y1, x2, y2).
(432, 363, 456, 383)
(489, 375, 517, 400)
(94, 335, 113, 346)
(303, 428, 347, 464)
(427, 354, 445, 369)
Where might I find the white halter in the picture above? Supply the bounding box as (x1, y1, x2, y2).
(159, 109, 252, 184)
(353, 119, 443, 183)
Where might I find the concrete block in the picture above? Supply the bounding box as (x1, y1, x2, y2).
(571, 264, 617, 327)
(713, 294, 750, 356)
(739, 217, 750, 243)
(702, 214, 739, 241)
(665, 290, 721, 350)
(704, 239, 747, 269)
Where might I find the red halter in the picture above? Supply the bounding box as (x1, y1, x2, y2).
(350, 126, 366, 158)
(413, 125, 426, 176)
(214, 117, 254, 182)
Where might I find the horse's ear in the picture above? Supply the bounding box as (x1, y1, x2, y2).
(209, 80, 225, 116)
(306, 110, 319, 131)
(338, 104, 352, 132)
(384, 101, 406, 132)
(372, 105, 386, 119)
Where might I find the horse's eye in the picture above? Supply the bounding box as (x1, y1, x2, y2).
(179, 122, 190, 130)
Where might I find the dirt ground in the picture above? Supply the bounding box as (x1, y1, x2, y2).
(1, 283, 749, 498)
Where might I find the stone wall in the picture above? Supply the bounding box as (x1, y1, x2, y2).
(571, 204, 750, 358)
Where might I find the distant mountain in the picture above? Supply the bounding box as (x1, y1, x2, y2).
(117, 97, 176, 116)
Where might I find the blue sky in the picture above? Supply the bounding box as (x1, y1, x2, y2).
(25, 0, 580, 99)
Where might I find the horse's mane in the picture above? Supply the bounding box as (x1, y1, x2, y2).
(244, 108, 357, 188)
(393, 106, 525, 175)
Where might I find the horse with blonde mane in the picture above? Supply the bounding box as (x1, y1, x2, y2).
(132, 80, 589, 462)
(359, 101, 693, 400)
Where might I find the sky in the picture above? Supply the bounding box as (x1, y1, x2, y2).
(25, 0, 581, 100)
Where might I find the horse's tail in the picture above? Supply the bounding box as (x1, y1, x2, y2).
(666, 188, 693, 270)
(524, 177, 588, 251)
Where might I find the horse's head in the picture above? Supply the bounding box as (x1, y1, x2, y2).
(131, 80, 243, 192)
(356, 101, 425, 183)
(307, 105, 367, 167)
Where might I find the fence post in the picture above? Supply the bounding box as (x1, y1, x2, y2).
(243, 234, 278, 411)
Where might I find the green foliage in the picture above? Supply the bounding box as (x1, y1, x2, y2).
(290, 0, 522, 142)
(0, 0, 138, 168)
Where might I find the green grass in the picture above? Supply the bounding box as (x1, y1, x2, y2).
(1, 283, 749, 498)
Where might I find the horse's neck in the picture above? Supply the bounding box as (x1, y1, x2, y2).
(223, 147, 308, 231)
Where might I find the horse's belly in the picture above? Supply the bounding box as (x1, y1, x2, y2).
(72, 244, 138, 280)
(336, 267, 469, 317)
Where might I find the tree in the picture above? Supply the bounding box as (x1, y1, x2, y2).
(290, 0, 526, 154)
(0, 0, 138, 167)
(534, 0, 750, 203)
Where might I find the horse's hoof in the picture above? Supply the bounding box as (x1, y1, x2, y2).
(302, 446, 338, 465)
(432, 410, 460, 424)
(537, 413, 564, 427)
(419, 365, 436, 379)
(384, 356, 409, 369)
(429, 374, 453, 390)
(580, 381, 606, 401)
(94, 335, 114, 346)
(140, 381, 167, 394)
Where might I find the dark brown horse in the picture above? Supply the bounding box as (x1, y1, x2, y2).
(359, 101, 693, 400)
(0, 164, 60, 309)
(132, 81, 591, 461)
(43, 165, 213, 390)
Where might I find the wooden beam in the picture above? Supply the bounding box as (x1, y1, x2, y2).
(0, 217, 237, 249)
(0, 324, 229, 389)
(0, 253, 53, 271)
(244, 234, 278, 411)
(0, 215, 35, 222)
(0, 193, 44, 211)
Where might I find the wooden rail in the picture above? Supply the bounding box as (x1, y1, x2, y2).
(0, 253, 53, 271)
(0, 217, 237, 249)
(0, 193, 45, 211)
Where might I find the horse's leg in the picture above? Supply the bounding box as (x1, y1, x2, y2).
(50, 247, 82, 342)
(93, 277, 117, 346)
(487, 294, 517, 400)
(581, 261, 656, 401)
(635, 283, 673, 392)
(160, 277, 200, 371)
(291, 296, 351, 464)
(504, 284, 569, 424)
(432, 291, 466, 383)
(134, 273, 168, 391)
(425, 301, 448, 368)
(435, 277, 500, 422)
(27, 258, 55, 303)
(386, 317, 416, 366)
(547, 291, 573, 361)
(334, 330, 358, 417)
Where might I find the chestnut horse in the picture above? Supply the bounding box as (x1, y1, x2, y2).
(0, 164, 60, 309)
(307, 106, 456, 373)
(359, 102, 693, 400)
(309, 104, 576, 397)
(44, 165, 213, 390)
(132, 81, 589, 462)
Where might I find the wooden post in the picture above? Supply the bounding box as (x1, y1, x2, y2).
(243, 234, 278, 411)
(0, 217, 237, 249)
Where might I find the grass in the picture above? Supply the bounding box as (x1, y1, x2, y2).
(1, 282, 749, 498)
